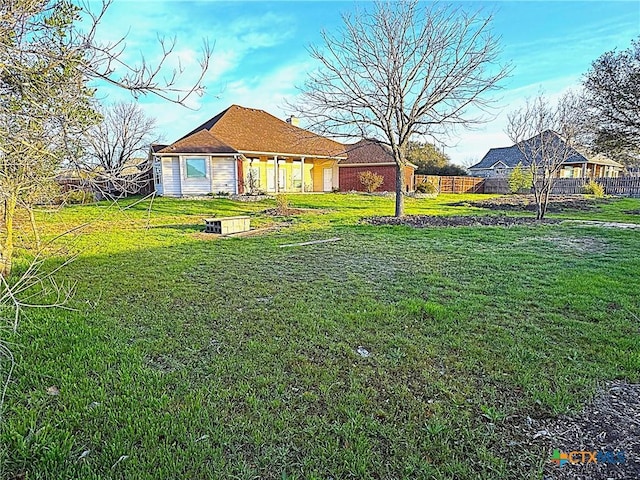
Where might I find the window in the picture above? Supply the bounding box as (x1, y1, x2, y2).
(561, 166, 573, 178)
(185, 157, 207, 178)
(292, 166, 302, 189)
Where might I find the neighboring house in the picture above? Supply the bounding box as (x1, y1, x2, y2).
(151, 105, 346, 196)
(469, 130, 624, 179)
(339, 139, 416, 192)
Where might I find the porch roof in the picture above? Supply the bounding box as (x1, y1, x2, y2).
(156, 129, 237, 155)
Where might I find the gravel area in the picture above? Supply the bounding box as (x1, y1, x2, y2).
(536, 382, 640, 480)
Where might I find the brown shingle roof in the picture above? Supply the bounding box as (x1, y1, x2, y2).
(340, 139, 416, 168)
(580, 154, 624, 168)
(157, 129, 237, 155)
(341, 140, 394, 165)
(167, 105, 346, 158)
(150, 144, 168, 154)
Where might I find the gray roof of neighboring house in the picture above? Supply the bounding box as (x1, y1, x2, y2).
(470, 130, 588, 170)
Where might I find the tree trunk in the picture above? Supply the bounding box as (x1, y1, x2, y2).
(1, 193, 18, 277)
(537, 183, 551, 220)
(395, 163, 405, 217)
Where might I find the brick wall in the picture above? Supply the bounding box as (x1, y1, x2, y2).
(339, 165, 414, 192)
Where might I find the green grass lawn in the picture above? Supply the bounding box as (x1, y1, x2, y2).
(1, 193, 639, 479)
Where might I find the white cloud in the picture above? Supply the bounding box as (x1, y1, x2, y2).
(90, 1, 297, 109)
(139, 57, 316, 145)
(85, 0, 638, 168)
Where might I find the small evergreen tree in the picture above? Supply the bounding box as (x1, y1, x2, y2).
(507, 163, 533, 194)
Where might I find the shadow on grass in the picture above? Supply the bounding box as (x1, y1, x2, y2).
(3, 222, 640, 479)
(149, 223, 206, 233)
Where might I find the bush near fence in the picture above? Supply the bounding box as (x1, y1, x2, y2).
(483, 177, 640, 197)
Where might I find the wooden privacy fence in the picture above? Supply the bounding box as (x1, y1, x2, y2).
(483, 178, 588, 195)
(597, 176, 640, 196)
(484, 176, 640, 196)
(415, 175, 485, 193)
(483, 178, 506, 194)
(550, 178, 587, 194)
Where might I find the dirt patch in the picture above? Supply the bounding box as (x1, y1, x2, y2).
(367, 215, 561, 228)
(532, 236, 610, 253)
(570, 220, 640, 230)
(533, 381, 640, 480)
(465, 195, 610, 213)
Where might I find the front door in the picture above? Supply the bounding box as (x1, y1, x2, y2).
(323, 168, 333, 192)
(279, 168, 286, 191)
(266, 167, 275, 191)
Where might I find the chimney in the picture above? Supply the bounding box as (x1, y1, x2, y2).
(286, 115, 300, 127)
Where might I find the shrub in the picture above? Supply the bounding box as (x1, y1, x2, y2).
(415, 180, 438, 194)
(508, 163, 533, 194)
(64, 189, 95, 204)
(245, 169, 260, 195)
(359, 171, 384, 192)
(584, 180, 605, 198)
(275, 194, 290, 215)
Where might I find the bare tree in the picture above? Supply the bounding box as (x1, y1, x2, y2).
(460, 157, 479, 171)
(294, 0, 509, 216)
(506, 93, 582, 220)
(0, 0, 211, 278)
(0, 0, 213, 415)
(83, 102, 159, 197)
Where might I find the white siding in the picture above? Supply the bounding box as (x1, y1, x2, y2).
(469, 167, 513, 178)
(211, 157, 236, 194)
(181, 156, 211, 196)
(157, 156, 237, 196)
(160, 157, 181, 196)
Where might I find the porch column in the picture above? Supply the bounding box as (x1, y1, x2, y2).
(274, 155, 279, 193)
(300, 157, 305, 192)
(582, 164, 587, 178)
(233, 155, 239, 194)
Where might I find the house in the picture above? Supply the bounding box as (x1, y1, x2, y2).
(338, 139, 416, 192)
(469, 131, 624, 179)
(151, 105, 347, 196)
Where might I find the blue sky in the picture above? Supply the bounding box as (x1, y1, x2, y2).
(92, 1, 640, 165)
